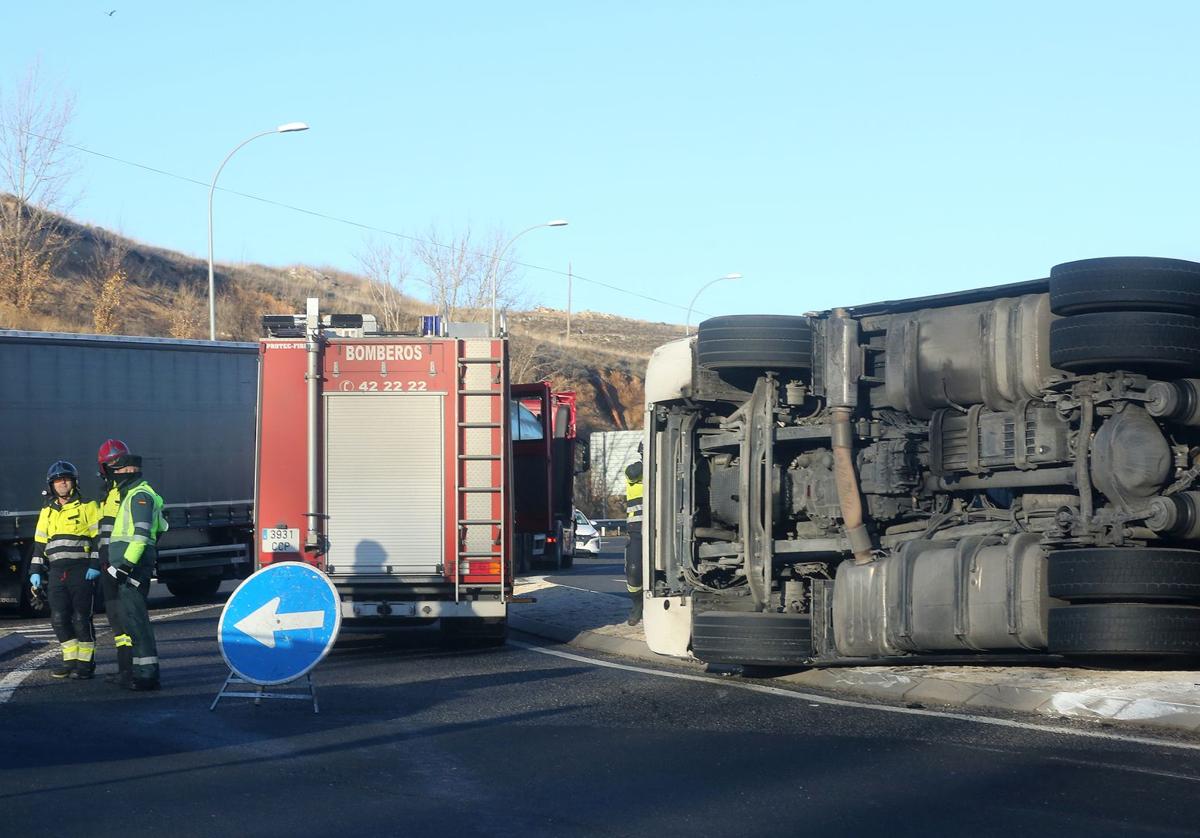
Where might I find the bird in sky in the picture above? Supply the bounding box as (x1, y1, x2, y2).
(106, 9, 116, 15)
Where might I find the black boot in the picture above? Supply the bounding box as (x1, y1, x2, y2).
(627, 593, 643, 627)
(50, 660, 76, 679)
(105, 646, 133, 686)
(70, 661, 95, 680)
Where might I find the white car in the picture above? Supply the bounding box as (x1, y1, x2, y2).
(572, 509, 601, 555)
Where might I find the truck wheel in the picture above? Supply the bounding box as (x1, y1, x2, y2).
(1048, 548, 1200, 603)
(166, 578, 222, 599)
(695, 315, 814, 372)
(1048, 312, 1200, 373)
(1048, 603, 1200, 657)
(440, 617, 508, 648)
(691, 611, 813, 667)
(1049, 257, 1200, 316)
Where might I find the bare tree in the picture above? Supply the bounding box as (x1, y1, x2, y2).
(355, 236, 411, 331)
(89, 231, 129, 334)
(510, 332, 561, 383)
(0, 61, 78, 312)
(412, 226, 522, 322)
(168, 282, 205, 339)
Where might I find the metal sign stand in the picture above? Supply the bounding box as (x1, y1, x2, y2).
(210, 670, 319, 713)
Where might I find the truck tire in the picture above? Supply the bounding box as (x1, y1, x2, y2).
(1048, 603, 1200, 657)
(691, 611, 813, 667)
(1048, 312, 1200, 373)
(1049, 257, 1200, 316)
(696, 315, 814, 372)
(166, 577, 222, 599)
(1047, 548, 1200, 603)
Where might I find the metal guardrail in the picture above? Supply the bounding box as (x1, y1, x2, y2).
(592, 518, 630, 536)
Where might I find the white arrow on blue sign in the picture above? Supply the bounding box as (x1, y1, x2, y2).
(218, 562, 341, 686)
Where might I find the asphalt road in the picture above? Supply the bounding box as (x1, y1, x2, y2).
(549, 540, 629, 597)
(4, 561, 1200, 837)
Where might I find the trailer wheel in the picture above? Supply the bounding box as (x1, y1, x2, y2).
(1047, 548, 1200, 603)
(1048, 312, 1200, 373)
(1049, 257, 1200, 316)
(695, 315, 814, 372)
(1048, 603, 1200, 657)
(691, 611, 813, 667)
(166, 578, 222, 600)
(440, 617, 508, 648)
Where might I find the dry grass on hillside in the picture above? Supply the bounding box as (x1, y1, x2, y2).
(0, 212, 678, 432)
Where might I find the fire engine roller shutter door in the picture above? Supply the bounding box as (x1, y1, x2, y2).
(324, 393, 444, 575)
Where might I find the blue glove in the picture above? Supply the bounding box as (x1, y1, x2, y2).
(85, 568, 101, 581)
(29, 573, 41, 589)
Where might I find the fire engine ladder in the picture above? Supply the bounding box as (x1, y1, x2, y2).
(454, 340, 506, 604)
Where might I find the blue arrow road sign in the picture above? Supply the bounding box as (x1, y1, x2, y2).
(218, 562, 341, 686)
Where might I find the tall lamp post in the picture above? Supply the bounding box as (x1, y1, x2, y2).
(685, 273, 742, 335)
(490, 219, 568, 336)
(207, 121, 309, 341)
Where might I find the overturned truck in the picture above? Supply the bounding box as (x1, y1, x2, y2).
(642, 257, 1200, 665)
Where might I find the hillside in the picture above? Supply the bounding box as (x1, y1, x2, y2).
(0, 211, 683, 433)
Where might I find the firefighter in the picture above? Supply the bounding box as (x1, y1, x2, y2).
(29, 461, 102, 679)
(103, 444, 168, 691)
(624, 441, 644, 626)
(96, 439, 134, 687)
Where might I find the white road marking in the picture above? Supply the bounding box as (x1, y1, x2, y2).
(547, 582, 619, 597)
(0, 602, 221, 706)
(510, 640, 1200, 754)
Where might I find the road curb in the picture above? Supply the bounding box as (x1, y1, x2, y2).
(0, 632, 31, 660)
(509, 604, 1200, 737)
(509, 614, 660, 664)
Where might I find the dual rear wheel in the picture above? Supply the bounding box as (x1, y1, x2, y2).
(1047, 548, 1200, 657)
(1048, 257, 1200, 373)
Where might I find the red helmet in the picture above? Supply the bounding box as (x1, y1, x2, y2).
(97, 439, 130, 469)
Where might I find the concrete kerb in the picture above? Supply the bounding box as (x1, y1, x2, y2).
(510, 580, 1200, 737)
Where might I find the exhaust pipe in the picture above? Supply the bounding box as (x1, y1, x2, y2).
(832, 407, 874, 564)
(826, 308, 873, 564)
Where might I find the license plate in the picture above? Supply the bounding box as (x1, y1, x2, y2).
(262, 527, 300, 553)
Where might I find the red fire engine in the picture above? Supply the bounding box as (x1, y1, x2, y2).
(255, 301, 511, 643)
(511, 384, 585, 572)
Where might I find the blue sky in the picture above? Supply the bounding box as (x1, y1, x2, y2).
(3, 2, 1198, 324)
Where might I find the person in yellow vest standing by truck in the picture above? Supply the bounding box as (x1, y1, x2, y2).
(29, 461, 102, 679)
(104, 446, 168, 691)
(624, 441, 644, 626)
(96, 439, 134, 687)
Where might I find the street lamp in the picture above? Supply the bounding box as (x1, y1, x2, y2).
(207, 122, 310, 340)
(490, 219, 568, 336)
(685, 273, 742, 335)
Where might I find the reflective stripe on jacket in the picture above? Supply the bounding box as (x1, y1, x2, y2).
(97, 485, 119, 550)
(625, 461, 644, 524)
(30, 499, 101, 571)
(109, 480, 169, 566)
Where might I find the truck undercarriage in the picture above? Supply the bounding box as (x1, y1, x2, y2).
(645, 257, 1200, 665)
